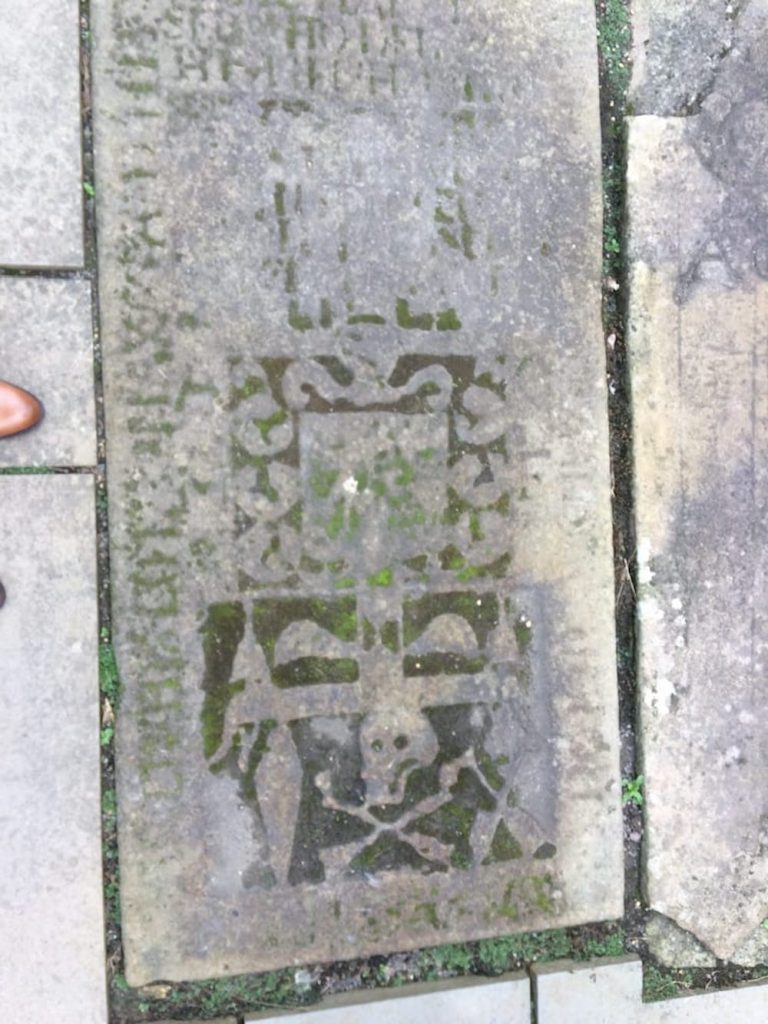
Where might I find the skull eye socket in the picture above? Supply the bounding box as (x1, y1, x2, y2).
(394, 734, 409, 750)
(371, 739, 384, 752)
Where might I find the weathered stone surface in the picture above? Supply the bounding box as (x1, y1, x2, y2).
(647, 911, 768, 969)
(0, 0, 83, 267)
(644, 915, 717, 970)
(0, 475, 105, 1024)
(246, 975, 529, 1024)
(534, 958, 768, 1023)
(630, 0, 748, 117)
(0, 278, 97, 466)
(730, 926, 768, 967)
(627, 6, 768, 960)
(93, 0, 621, 983)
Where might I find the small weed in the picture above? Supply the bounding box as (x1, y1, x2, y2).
(101, 789, 117, 819)
(419, 943, 474, 979)
(104, 878, 121, 922)
(83, 181, 95, 197)
(622, 774, 644, 806)
(100, 725, 114, 746)
(644, 966, 678, 1001)
(197, 969, 299, 1015)
(578, 927, 625, 959)
(477, 930, 572, 975)
(99, 627, 120, 706)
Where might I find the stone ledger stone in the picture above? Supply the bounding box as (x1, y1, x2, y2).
(0, 278, 97, 466)
(0, 475, 105, 1024)
(627, 4, 768, 960)
(93, 0, 621, 983)
(245, 974, 530, 1024)
(0, 0, 83, 267)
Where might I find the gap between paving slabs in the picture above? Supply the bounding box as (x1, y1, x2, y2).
(85, 1, 765, 1021)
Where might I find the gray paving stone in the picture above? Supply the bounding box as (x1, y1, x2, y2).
(0, 475, 105, 1024)
(649, 983, 768, 1023)
(93, 0, 621, 983)
(157, 1019, 237, 1024)
(0, 0, 84, 268)
(533, 958, 768, 1023)
(627, 4, 768, 959)
(0, 277, 96, 467)
(245, 974, 529, 1024)
(533, 958, 643, 1024)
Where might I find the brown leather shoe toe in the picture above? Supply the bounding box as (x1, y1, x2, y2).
(0, 380, 43, 438)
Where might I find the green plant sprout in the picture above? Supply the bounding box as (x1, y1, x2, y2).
(622, 774, 644, 806)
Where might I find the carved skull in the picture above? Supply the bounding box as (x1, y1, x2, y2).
(359, 707, 438, 807)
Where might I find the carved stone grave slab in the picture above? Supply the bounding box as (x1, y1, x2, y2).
(93, 0, 621, 983)
(627, 1, 768, 963)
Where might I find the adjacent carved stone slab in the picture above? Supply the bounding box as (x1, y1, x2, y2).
(628, 8, 768, 959)
(93, 0, 621, 983)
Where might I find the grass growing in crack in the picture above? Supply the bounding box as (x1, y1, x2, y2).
(111, 968, 308, 1022)
(576, 928, 626, 959)
(643, 965, 697, 1002)
(597, 0, 631, 283)
(99, 626, 120, 707)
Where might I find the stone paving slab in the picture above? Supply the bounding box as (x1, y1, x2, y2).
(0, 0, 84, 268)
(626, 2, 768, 960)
(533, 958, 768, 1023)
(245, 974, 529, 1024)
(0, 474, 106, 1024)
(157, 1019, 237, 1024)
(0, 277, 96, 466)
(93, 0, 621, 983)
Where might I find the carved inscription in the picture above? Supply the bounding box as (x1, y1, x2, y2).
(97, 0, 620, 981)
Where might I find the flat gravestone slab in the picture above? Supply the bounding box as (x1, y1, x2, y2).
(0, 277, 97, 467)
(0, 0, 83, 268)
(93, 0, 621, 983)
(245, 974, 530, 1024)
(627, 3, 768, 960)
(0, 475, 106, 1024)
